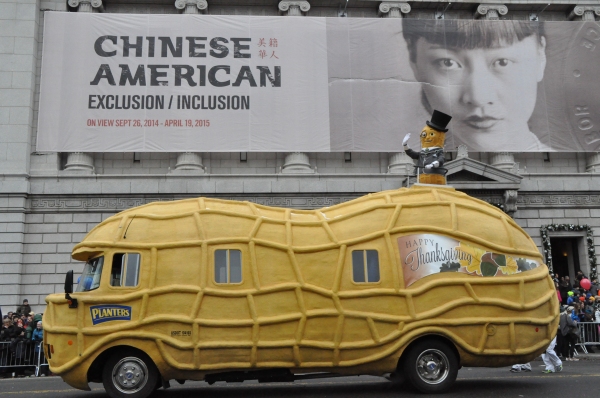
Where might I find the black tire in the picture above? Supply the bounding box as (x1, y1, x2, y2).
(385, 371, 406, 386)
(102, 351, 159, 398)
(403, 339, 458, 394)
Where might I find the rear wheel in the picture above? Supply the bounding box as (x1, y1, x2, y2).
(403, 339, 458, 394)
(102, 351, 159, 398)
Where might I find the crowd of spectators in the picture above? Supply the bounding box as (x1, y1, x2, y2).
(0, 299, 48, 378)
(554, 271, 600, 323)
(554, 271, 600, 355)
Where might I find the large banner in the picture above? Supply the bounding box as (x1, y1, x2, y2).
(37, 13, 600, 152)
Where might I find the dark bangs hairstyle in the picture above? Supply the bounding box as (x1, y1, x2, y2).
(402, 19, 546, 63)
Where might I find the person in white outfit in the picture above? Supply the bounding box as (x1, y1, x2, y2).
(542, 336, 563, 373)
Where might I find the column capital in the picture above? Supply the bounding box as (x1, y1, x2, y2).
(489, 152, 518, 173)
(586, 152, 600, 172)
(568, 5, 600, 20)
(281, 152, 315, 174)
(68, 0, 103, 12)
(278, 1, 311, 16)
(475, 4, 508, 19)
(171, 152, 206, 174)
(378, 2, 411, 17)
(175, 0, 208, 13)
(64, 152, 95, 174)
(388, 152, 415, 175)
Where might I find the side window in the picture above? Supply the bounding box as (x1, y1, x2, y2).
(214, 249, 242, 284)
(111, 253, 141, 287)
(352, 250, 380, 283)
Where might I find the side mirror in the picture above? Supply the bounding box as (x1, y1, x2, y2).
(64, 270, 78, 309)
(64, 270, 74, 294)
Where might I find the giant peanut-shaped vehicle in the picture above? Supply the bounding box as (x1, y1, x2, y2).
(44, 185, 558, 396)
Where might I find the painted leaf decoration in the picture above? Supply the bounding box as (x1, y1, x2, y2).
(495, 255, 506, 267)
(481, 261, 498, 277)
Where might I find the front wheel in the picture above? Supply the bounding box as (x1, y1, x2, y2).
(102, 351, 159, 398)
(403, 339, 458, 394)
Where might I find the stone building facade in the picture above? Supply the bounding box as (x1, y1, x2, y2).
(1, 0, 600, 313)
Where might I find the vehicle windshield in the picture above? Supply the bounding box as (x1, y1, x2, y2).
(75, 256, 104, 292)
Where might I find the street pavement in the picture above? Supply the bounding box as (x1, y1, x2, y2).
(1, 355, 600, 398)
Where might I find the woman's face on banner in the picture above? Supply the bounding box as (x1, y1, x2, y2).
(411, 35, 546, 146)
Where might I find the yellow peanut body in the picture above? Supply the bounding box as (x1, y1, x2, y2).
(44, 185, 558, 389)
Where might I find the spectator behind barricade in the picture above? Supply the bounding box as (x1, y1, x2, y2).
(0, 318, 17, 341)
(31, 322, 48, 376)
(560, 306, 579, 361)
(17, 300, 31, 317)
(566, 291, 575, 306)
(26, 312, 42, 340)
(555, 281, 562, 303)
(559, 277, 570, 301)
(591, 279, 599, 296)
(565, 276, 573, 292)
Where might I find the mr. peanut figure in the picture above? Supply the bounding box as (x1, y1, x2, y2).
(403, 110, 452, 185)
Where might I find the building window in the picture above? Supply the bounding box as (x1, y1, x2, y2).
(352, 250, 380, 283)
(215, 249, 242, 284)
(111, 253, 141, 287)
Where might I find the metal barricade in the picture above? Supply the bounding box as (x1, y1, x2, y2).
(0, 340, 49, 377)
(576, 322, 600, 354)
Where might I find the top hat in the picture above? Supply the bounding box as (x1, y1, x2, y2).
(426, 110, 452, 132)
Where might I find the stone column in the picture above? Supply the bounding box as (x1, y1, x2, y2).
(378, 2, 411, 18)
(64, 0, 103, 174)
(278, 1, 313, 173)
(489, 152, 518, 173)
(379, 2, 412, 175)
(475, 4, 508, 20)
(173, 1, 208, 172)
(281, 152, 315, 174)
(568, 5, 600, 21)
(175, 0, 208, 14)
(278, 1, 311, 16)
(503, 190, 518, 217)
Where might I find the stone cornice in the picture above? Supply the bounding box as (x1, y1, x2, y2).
(29, 195, 361, 212)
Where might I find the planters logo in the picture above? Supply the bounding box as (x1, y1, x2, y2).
(90, 305, 132, 325)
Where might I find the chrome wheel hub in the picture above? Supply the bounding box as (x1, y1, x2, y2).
(112, 357, 149, 394)
(415, 349, 450, 385)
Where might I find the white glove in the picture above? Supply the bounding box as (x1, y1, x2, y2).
(425, 161, 439, 169)
(402, 133, 410, 146)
